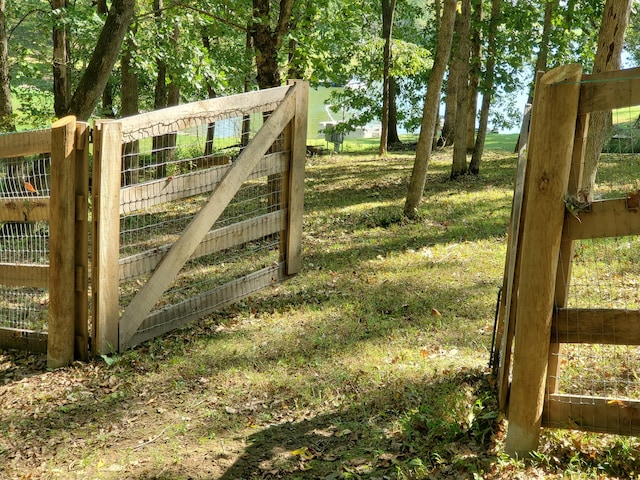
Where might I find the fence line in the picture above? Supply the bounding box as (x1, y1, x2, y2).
(0, 80, 308, 363)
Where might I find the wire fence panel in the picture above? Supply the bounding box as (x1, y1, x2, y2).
(0, 150, 52, 353)
(545, 104, 640, 435)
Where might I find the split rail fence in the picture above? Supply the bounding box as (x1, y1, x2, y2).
(494, 64, 640, 456)
(0, 80, 308, 367)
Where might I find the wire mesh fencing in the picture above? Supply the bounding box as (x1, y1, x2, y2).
(546, 105, 640, 433)
(0, 152, 52, 351)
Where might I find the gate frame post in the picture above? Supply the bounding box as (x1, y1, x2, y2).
(504, 64, 583, 457)
(92, 120, 123, 355)
(48, 116, 77, 368)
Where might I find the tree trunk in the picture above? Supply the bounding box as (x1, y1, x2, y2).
(0, 0, 14, 132)
(52, 0, 71, 117)
(250, 0, 295, 89)
(527, 0, 557, 103)
(404, 0, 457, 218)
(470, 0, 501, 174)
(380, 0, 397, 156)
(580, 0, 631, 198)
(96, 0, 115, 117)
(121, 23, 139, 185)
(439, 11, 462, 147)
(65, 0, 135, 120)
(388, 76, 401, 145)
(466, 0, 482, 152)
(451, 0, 471, 179)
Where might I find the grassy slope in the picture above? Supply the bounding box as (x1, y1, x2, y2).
(1, 147, 639, 479)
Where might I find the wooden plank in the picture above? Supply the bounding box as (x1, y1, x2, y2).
(497, 143, 528, 411)
(0, 264, 49, 288)
(118, 88, 297, 350)
(119, 152, 287, 215)
(119, 211, 286, 280)
(285, 80, 308, 275)
(0, 328, 47, 353)
(0, 198, 49, 222)
(0, 128, 51, 158)
(564, 197, 640, 240)
(92, 120, 123, 355)
(126, 263, 286, 349)
(551, 308, 640, 345)
(505, 64, 583, 458)
(119, 86, 290, 142)
(579, 66, 640, 114)
(48, 116, 76, 369)
(74, 122, 90, 361)
(543, 394, 640, 436)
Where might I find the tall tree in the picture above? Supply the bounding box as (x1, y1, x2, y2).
(580, 0, 632, 198)
(469, 0, 501, 174)
(64, 0, 135, 120)
(404, 0, 457, 218)
(0, 0, 13, 132)
(438, 11, 461, 147)
(466, 0, 482, 152)
(528, 0, 558, 103)
(450, 0, 471, 178)
(380, 0, 397, 156)
(250, 0, 295, 88)
(52, 0, 71, 116)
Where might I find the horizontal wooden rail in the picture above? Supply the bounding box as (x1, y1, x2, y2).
(126, 263, 285, 348)
(564, 198, 640, 240)
(119, 210, 286, 280)
(119, 86, 290, 142)
(0, 328, 47, 353)
(578, 66, 640, 114)
(119, 153, 287, 215)
(543, 394, 640, 435)
(0, 198, 49, 222)
(0, 128, 51, 158)
(0, 264, 49, 288)
(551, 308, 640, 345)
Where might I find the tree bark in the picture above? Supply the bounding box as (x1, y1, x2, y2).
(388, 75, 401, 145)
(439, 12, 461, 147)
(404, 0, 457, 218)
(380, 0, 397, 156)
(451, 0, 471, 178)
(121, 23, 139, 185)
(0, 0, 14, 132)
(580, 0, 631, 198)
(466, 0, 482, 152)
(527, 0, 558, 103)
(470, 0, 501, 174)
(52, 0, 71, 117)
(65, 0, 135, 120)
(250, 0, 295, 89)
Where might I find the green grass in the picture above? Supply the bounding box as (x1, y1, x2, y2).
(3, 144, 640, 479)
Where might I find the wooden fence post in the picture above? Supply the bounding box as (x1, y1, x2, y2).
(285, 79, 308, 275)
(74, 122, 90, 361)
(92, 120, 123, 355)
(504, 64, 582, 457)
(48, 116, 77, 368)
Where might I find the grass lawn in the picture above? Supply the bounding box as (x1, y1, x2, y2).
(2, 145, 640, 479)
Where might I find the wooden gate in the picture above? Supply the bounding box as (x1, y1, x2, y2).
(92, 81, 308, 354)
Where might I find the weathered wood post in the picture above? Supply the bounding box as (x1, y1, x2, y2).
(505, 64, 582, 457)
(285, 79, 308, 276)
(74, 122, 90, 361)
(92, 120, 124, 355)
(48, 116, 77, 368)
